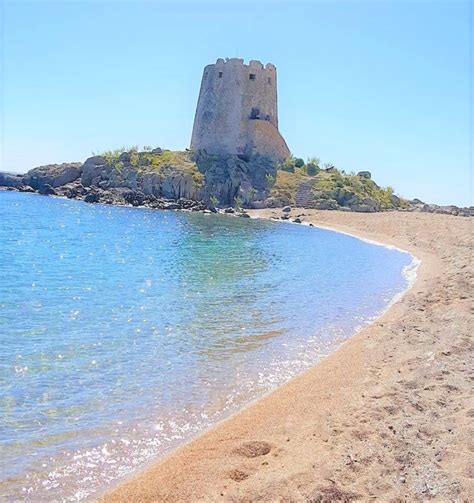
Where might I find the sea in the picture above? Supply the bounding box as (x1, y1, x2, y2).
(0, 192, 415, 500)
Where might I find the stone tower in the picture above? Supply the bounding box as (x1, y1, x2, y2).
(191, 58, 290, 162)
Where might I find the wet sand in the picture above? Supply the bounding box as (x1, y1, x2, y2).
(102, 210, 473, 502)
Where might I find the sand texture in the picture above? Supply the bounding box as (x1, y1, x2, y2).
(101, 210, 473, 502)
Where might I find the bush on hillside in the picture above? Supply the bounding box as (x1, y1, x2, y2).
(305, 163, 318, 176)
(279, 157, 296, 173)
(294, 158, 305, 168)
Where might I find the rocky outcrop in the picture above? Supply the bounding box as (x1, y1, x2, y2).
(160, 168, 200, 200)
(23, 163, 82, 191)
(408, 201, 473, 217)
(0, 172, 24, 188)
(81, 156, 113, 187)
(195, 153, 276, 207)
(2, 150, 471, 217)
(81, 154, 202, 200)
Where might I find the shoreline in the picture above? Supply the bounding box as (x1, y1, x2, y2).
(93, 214, 419, 500)
(101, 209, 473, 501)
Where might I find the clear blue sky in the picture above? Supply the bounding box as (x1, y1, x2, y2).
(1, 0, 472, 206)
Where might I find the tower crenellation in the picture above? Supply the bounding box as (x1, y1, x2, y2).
(191, 58, 290, 162)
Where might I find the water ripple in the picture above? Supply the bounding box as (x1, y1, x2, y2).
(0, 192, 412, 500)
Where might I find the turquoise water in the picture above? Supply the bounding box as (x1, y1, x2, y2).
(0, 192, 413, 500)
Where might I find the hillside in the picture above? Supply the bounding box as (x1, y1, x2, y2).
(268, 158, 405, 213)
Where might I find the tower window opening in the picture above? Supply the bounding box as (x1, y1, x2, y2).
(250, 107, 260, 120)
(267, 77, 272, 84)
(249, 73, 256, 80)
(218, 71, 223, 78)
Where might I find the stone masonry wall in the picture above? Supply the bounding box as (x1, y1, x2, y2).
(190, 58, 290, 162)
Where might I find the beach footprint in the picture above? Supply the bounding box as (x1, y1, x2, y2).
(233, 440, 272, 458)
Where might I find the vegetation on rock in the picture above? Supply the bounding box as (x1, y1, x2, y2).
(271, 156, 408, 211)
(94, 147, 205, 187)
(8, 146, 467, 214)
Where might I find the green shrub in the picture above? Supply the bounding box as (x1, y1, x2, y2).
(233, 196, 243, 209)
(278, 156, 297, 173)
(265, 173, 275, 185)
(130, 152, 140, 167)
(306, 163, 320, 176)
(294, 157, 305, 168)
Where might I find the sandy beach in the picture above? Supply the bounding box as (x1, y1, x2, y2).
(101, 210, 473, 502)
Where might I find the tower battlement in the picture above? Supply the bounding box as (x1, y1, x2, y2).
(190, 58, 290, 162)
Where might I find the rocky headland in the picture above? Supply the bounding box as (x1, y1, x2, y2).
(1, 148, 472, 217)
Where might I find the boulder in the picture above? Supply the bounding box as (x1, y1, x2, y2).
(314, 199, 339, 210)
(84, 192, 100, 203)
(81, 156, 111, 186)
(55, 181, 86, 199)
(334, 189, 358, 207)
(351, 203, 376, 213)
(361, 197, 381, 211)
(141, 172, 162, 197)
(282, 205, 291, 213)
(0, 171, 24, 188)
(265, 196, 288, 208)
(38, 184, 56, 195)
(18, 185, 35, 193)
(24, 163, 82, 190)
(161, 173, 197, 200)
(390, 194, 401, 207)
(163, 202, 180, 210)
(123, 190, 146, 207)
(107, 165, 140, 190)
(251, 200, 267, 209)
(357, 171, 371, 179)
(224, 207, 235, 213)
